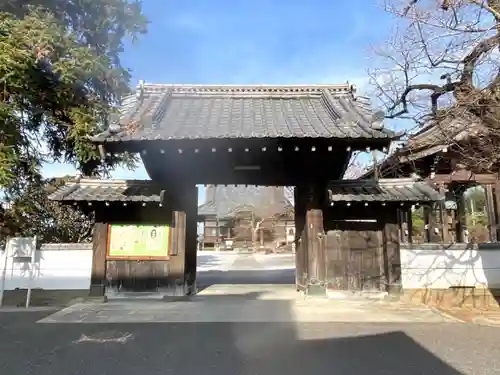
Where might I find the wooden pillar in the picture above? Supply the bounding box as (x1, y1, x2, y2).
(185, 186, 198, 294)
(438, 184, 450, 243)
(495, 180, 500, 240)
(304, 182, 328, 295)
(169, 210, 186, 287)
(294, 186, 308, 291)
(424, 203, 441, 243)
(485, 184, 497, 242)
(399, 208, 409, 243)
(407, 208, 413, 244)
(89, 220, 108, 297)
(455, 187, 467, 243)
(171, 185, 198, 294)
(382, 210, 402, 293)
(423, 204, 432, 243)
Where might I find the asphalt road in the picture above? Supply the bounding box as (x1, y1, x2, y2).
(1, 252, 499, 375)
(1, 311, 500, 375)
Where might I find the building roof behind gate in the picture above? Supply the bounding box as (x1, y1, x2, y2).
(90, 84, 397, 143)
(328, 178, 442, 203)
(197, 185, 292, 219)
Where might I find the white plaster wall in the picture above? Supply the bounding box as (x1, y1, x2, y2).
(0, 243, 93, 290)
(401, 244, 500, 289)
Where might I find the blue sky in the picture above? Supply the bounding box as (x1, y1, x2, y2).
(42, 0, 397, 203)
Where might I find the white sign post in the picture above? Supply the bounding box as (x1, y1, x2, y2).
(0, 237, 9, 308)
(0, 236, 37, 308)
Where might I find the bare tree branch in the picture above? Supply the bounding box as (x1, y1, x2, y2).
(371, 0, 500, 172)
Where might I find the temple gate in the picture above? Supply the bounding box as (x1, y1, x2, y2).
(49, 83, 443, 298)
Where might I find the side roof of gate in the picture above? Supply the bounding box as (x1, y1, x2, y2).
(90, 83, 399, 143)
(328, 178, 442, 203)
(49, 177, 442, 206)
(48, 178, 163, 203)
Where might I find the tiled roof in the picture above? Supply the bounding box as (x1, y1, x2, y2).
(198, 185, 292, 218)
(50, 178, 440, 209)
(328, 178, 442, 202)
(91, 84, 397, 143)
(407, 117, 483, 152)
(360, 116, 485, 178)
(48, 179, 163, 203)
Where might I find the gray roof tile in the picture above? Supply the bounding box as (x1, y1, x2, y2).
(48, 179, 163, 203)
(50, 178, 439, 210)
(92, 84, 396, 142)
(328, 178, 442, 202)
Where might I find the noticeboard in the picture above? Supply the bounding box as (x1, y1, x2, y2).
(107, 225, 171, 260)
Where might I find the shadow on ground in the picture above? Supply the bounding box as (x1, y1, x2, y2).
(0, 292, 471, 375)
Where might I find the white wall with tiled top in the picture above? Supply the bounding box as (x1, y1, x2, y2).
(3, 241, 500, 292)
(401, 244, 500, 289)
(0, 243, 93, 290)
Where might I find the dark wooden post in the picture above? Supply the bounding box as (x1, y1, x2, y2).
(455, 187, 467, 243)
(304, 182, 328, 295)
(399, 208, 409, 243)
(294, 185, 308, 291)
(169, 211, 186, 290)
(495, 179, 500, 240)
(184, 186, 198, 294)
(423, 204, 438, 242)
(382, 209, 402, 293)
(89, 218, 108, 297)
(377, 221, 388, 291)
(485, 184, 497, 242)
(170, 184, 198, 294)
(438, 184, 450, 243)
(406, 208, 413, 244)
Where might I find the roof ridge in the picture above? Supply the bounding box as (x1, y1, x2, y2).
(78, 178, 157, 185)
(330, 177, 420, 186)
(135, 83, 356, 96)
(138, 83, 353, 88)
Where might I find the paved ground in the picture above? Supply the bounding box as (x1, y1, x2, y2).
(196, 251, 296, 287)
(2, 251, 500, 375)
(1, 310, 500, 375)
(436, 306, 500, 326)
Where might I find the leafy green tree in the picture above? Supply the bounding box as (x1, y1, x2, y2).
(0, 1, 147, 192)
(1, 176, 93, 244)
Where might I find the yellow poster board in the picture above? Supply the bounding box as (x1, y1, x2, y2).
(107, 224, 171, 260)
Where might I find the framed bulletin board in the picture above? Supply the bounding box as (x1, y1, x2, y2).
(106, 224, 171, 260)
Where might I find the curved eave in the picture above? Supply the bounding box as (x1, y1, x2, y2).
(89, 133, 400, 151)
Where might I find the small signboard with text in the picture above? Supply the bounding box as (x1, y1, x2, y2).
(107, 225, 171, 260)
